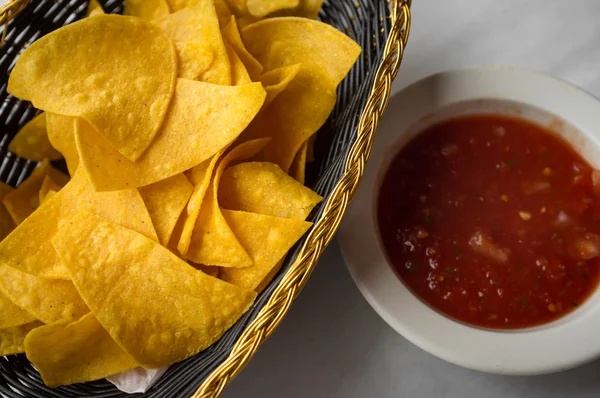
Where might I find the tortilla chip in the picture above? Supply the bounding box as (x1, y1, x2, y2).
(175, 41, 214, 80)
(272, 0, 323, 19)
(225, 42, 252, 85)
(219, 161, 322, 220)
(0, 265, 89, 323)
(260, 63, 301, 108)
(190, 262, 221, 278)
(52, 211, 257, 368)
(8, 113, 61, 161)
(87, 0, 104, 16)
(306, 134, 315, 162)
(0, 292, 36, 329)
(139, 174, 193, 246)
(157, 4, 230, 85)
(237, 14, 261, 29)
(0, 168, 157, 279)
(220, 209, 311, 291)
(186, 139, 269, 267)
(247, 0, 299, 18)
(178, 152, 223, 255)
(240, 18, 361, 171)
(0, 183, 15, 241)
(221, 17, 262, 81)
(46, 113, 79, 174)
(24, 313, 138, 387)
(39, 174, 62, 204)
(290, 139, 308, 183)
(77, 79, 265, 191)
(124, 0, 170, 21)
(0, 182, 12, 199)
(8, 14, 177, 162)
(2, 160, 68, 225)
(0, 321, 43, 356)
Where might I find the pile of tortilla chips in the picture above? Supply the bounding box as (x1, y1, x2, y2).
(0, 0, 360, 388)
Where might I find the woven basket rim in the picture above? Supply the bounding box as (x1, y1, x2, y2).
(0, 1, 412, 396)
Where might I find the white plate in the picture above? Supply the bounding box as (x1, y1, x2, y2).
(338, 67, 600, 375)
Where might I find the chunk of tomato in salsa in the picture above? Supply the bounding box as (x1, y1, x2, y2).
(377, 115, 600, 329)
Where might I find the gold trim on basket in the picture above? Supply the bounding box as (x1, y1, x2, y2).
(0, 0, 29, 46)
(192, 1, 411, 397)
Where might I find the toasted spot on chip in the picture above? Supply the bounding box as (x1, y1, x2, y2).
(220, 209, 311, 291)
(139, 174, 193, 246)
(77, 80, 265, 191)
(2, 160, 68, 225)
(46, 113, 78, 174)
(8, 14, 177, 161)
(0, 169, 157, 279)
(124, 0, 170, 21)
(240, 17, 361, 171)
(8, 113, 61, 161)
(221, 17, 262, 81)
(157, 4, 230, 85)
(175, 41, 215, 80)
(24, 313, 138, 387)
(290, 139, 308, 183)
(0, 321, 43, 356)
(219, 161, 322, 220)
(0, 291, 36, 329)
(186, 139, 269, 267)
(247, 0, 299, 18)
(178, 152, 223, 255)
(52, 211, 257, 368)
(0, 265, 89, 324)
(260, 63, 301, 108)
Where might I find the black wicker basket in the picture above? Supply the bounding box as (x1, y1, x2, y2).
(0, 0, 410, 397)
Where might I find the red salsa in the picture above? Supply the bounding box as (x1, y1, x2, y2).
(377, 115, 600, 329)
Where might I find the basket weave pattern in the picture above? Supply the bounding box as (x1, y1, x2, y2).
(0, 1, 411, 397)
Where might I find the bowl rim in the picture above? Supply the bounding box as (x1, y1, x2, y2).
(339, 66, 600, 375)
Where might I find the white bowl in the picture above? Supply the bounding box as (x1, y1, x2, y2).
(338, 67, 600, 375)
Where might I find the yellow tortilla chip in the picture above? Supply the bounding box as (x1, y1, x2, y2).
(190, 262, 221, 278)
(167, 0, 232, 27)
(175, 41, 214, 80)
(139, 174, 193, 246)
(24, 313, 138, 387)
(214, 0, 234, 27)
(2, 160, 68, 225)
(260, 63, 301, 108)
(186, 139, 269, 267)
(178, 152, 223, 255)
(219, 161, 322, 220)
(8, 113, 61, 161)
(157, 4, 230, 85)
(237, 14, 261, 29)
(0, 292, 36, 329)
(8, 14, 177, 162)
(52, 211, 257, 368)
(0, 168, 157, 279)
(0, 321, 43, 356)
(306, 134, 315, 162)
(220, 209, 311, 291)
(124, 0, 170, 21)
(272, 0, 323, 19)
(46, 113, 79, 174)
(77, 79, 265, 191)
(290, 139, 308, 183)
(221, 17, 262, 81)
(246, 0, 299, 18)
(87, 0, 104, 16)
(240, 18, 361, 171)
(225, 42, 252, 85)
(0, 265, 89, 323)
(39, 174, 62, 204)
(0, 182, 15, 241)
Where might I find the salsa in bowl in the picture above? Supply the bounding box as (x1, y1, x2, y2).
(339, 67, 600, 374)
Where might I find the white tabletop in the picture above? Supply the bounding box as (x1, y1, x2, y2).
(223, 1, 600, 397)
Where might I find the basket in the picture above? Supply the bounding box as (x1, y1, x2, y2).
(0, 0, 411, 397)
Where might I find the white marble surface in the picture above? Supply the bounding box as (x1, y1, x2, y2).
(223, 1, 600, 397)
